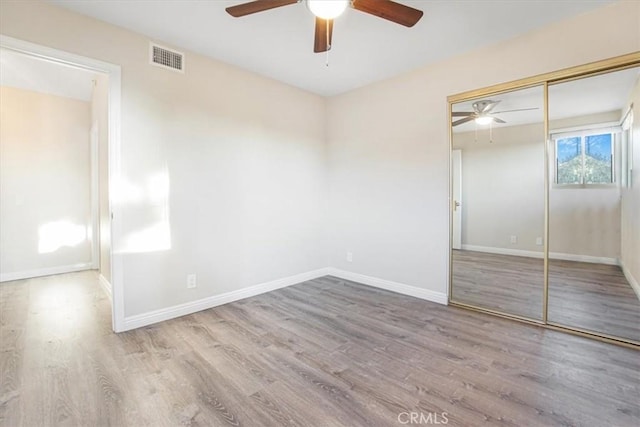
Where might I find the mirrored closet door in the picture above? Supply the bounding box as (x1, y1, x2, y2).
(547, 67, 640, 343)
(449, 54, 640, 347)
(450, 86, 545, 321)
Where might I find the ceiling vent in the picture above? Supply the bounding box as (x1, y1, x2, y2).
(150, 43, 184, 72)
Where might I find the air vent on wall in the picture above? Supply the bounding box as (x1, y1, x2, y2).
(150, 43, 184, 72)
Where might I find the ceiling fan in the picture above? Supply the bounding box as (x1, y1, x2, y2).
(452, 100, 539, 127)
(225, 0, 424, 53)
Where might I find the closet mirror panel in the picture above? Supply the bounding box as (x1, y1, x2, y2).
(450, 86, 545, 320)
(548, 67, 640, 343)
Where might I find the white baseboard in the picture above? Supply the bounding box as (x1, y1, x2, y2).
(99, 274, 112, 301)
(0, 263, 93, 283)
(461, 244, 543, 259)
(121, 268, 330, 331)
(461, 244, 619, 266)
(620, 261, 640, 301)
(327, 268, 448, 305)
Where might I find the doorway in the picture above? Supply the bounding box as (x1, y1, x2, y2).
(0, 35, 123, 332)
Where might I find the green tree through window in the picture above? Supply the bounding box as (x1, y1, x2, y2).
(556, 133, 613, 185)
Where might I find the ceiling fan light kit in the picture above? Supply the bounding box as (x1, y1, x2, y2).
(452, 99, 539, 128)
(225, 0, 424, 54)
(474, 115, 493, 125)
(307, 0, 349, 20)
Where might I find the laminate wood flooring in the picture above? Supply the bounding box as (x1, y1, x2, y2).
(451, 250, 640, 342)
(1, 271, 639, 426)
(451, 250, 545, 320)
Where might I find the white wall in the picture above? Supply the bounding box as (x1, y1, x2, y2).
(91, 74, 111, 283)
(453, 123, 545, 253)
(621, 75, 640, 291)
(1, 0, 638, 323)
(548, 111, 624, 261)
(0, 86, 92, 279)
(453, 111, 623, 260)
(327, 1, 640, 295)
(0, 1, 327, 318)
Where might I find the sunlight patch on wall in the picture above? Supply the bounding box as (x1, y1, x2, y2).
(147, 172, 170, 205)
(111, 176, 143, 204)
(121, 220, 171, 253)
(119, 169, 172, 254)
(38, 220, 87, 254)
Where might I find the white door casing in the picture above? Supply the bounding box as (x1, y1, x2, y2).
(452, 149, 462, 250)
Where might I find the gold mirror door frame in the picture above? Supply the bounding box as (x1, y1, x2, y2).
(448, 52, 640, 348)
(547, 67, 640, 345)
(450, 85, 546, 322)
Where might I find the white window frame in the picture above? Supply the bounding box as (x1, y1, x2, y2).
(551, 124, 620, 188)
(620, 106, 634, 188)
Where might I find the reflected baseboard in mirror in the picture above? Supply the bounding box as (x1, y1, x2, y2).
(450, 84, 546, 322)
(547, 65, 640, 344)
(452, 249, 640, 341)
(449, 52, 640, 347)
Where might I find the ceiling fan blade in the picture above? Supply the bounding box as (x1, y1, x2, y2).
(492, 107, 539, 114)
(473, 100, 500, 114)
(452, 112, 473, 117)
(493, 117, 506, 124)
(314, 18, 334, 53)
(452, 116, 475, 126)
(484, 103, 499, 113)
(352, 0, 424, 27)
(226, 0, 298, 17)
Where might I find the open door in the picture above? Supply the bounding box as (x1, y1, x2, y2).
(452, 149, 462, 250)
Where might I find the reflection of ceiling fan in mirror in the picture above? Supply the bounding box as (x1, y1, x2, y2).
(226, 0, 423, 53)
(452, 100, 539, 127)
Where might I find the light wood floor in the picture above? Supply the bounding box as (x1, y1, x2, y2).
(452, 250, 640, 342)
(1, 271, 639, 426)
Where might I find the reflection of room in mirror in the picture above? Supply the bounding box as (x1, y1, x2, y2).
(548, 66, 640, 342)
(452, 86, 544, 143)
(451, 86, 546, 320)
(450, 67, 640, 343)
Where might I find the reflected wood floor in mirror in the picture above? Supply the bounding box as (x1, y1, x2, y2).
(451, 250, 545, 319)
(2, 271, 639, 426)
(452, 250, 640, 342)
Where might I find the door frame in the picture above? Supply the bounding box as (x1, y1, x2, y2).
(90, 121, 100, 270)
(451, 149, 462, 250)
(0, 35, 125, 333)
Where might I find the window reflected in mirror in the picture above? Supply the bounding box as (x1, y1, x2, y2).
(450, 61, 640, 346)
(547, 66, 640, 342)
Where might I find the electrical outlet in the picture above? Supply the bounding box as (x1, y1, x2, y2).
(536, 237, 543, 246)
(346, 252, 353, 262)
(187, 274, 197, 289)
(510, 235, 518, 244)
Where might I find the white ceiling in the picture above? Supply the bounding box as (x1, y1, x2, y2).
(452, 86, 544, 132)
(48, 0, 614, 96)
(0, 48, 97, 101)
(549, 67, 639, 121)
(452, 66, 640, 132)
